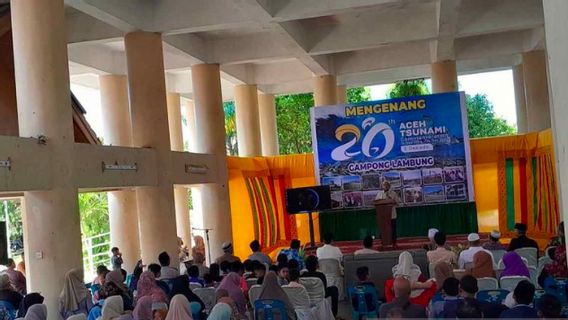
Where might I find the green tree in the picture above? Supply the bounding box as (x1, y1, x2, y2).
(223, 101, 238, 156)
(79, 192, 109, 237)
(347, 87, 371, 103)
(386, 79, 430, 98)
(466, 93, 516, 138)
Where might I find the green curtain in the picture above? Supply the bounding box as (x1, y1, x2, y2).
(318, 202, 478, 241)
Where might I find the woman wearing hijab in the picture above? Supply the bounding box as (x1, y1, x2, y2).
(136, 272, 167, 304)
(0, 274, 23, 313)
(192, 236, 206, 260)
(99, 296, 133, 320)
(208, 303, 233, 320)
(257, 272, 296, 320)
(104, 270, 133, 310)
(465, 251, 496, 278)
(216, 273, 246, 317)
(501, 251, 530, 278)
(385, 251, 436, 307)
(129, 260, 144, 293)
(132, 296, 152, 320)
(59, 269, 93, 319)
(20, 304, 46, 320)
(16, 292, 44, 318)
(164, 295, 192, 320)
(433, 262, 454, 291)
(169, 275, 205, 317)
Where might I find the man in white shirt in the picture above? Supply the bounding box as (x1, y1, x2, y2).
(158, 251, 180, 280)
(316, 232, 343, 263)
(354, 236, 380, 255)
(458, 233, 495, 269)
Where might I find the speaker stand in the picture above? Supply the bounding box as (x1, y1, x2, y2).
(308, 211, 316, 248)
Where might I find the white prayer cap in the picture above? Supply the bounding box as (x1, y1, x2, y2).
(467, 233, 480, 242)
(490, 230, 501, 239)
(428, 228, 439, 240)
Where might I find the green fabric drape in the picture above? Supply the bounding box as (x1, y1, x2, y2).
(319, 202, 478, 241)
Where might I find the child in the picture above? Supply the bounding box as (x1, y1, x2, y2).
(187, 265, 204, 287)
(429, 277, 461, 318)
(287, 268, 303, 288)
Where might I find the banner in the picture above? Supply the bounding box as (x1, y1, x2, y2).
(310, 92, 474, 210)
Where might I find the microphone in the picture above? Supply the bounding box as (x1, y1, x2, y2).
(192, 227, 213, 231)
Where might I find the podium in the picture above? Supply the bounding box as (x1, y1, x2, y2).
(374, 199, 396, 247)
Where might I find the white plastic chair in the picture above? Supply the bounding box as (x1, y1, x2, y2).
(248, 284, 263, 305)
(282, 285, 311, 309)
(529, 266, 537, 286)
(246, 278, 258, 289)
(477, 277, 499, 290)
(318, 258, 344, 300)
(453, 269, 466, 280)
(428, 263, 436, 279)
(189, 283, 202, 291)
(545, 246, 557, 258)
(537, 256, 552, 289)
(491, 250, 507, 266)
(299, 277, 326, 304)
(192, 287, 216, 313)
(500, 276, 530, 291)
(515, 247, 538, 267)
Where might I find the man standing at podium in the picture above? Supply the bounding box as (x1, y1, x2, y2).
(377, 181, 402, 245)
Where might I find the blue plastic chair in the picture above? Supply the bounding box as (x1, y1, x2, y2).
(348, 285, 379, 320)
(254, 299, 288, 320)
(189, 302, 201, 320)
(0, 300, 16, 320)
(476, 289, 509, 304)
(544, 277, 568, 304)
(89, 283, 100, 296)
(125, 274, 133, 287)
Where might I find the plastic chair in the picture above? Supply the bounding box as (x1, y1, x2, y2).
(298, 277, 326, 304)
(476, 289, 509, 304)
(189, 283, 202, 291)
(453, 269, 466, 280)
(348, 285, 379, 320)
(515, 247, 538, 267)
(0, 300, 16, 320)
(125, 274, 133, 287)
(500, 276, 530, 291)
(189, 301, 201, 320)
(477, 277, 499, 291)
(89, 283, 100, 296)
(254, 299, 288, 320)
(282, 285, 311, 309)
(248, 284, 263, 306)
(544, 277, 568, 304)
(428, 263, 436, 279)
(246, 278, 259, 290)
(491, 250, 507, 267)
(528, 266, 537, 285)
(431, 292, 444, 304)
(319, 258, 344, 300)
(192, 287, 216, 313)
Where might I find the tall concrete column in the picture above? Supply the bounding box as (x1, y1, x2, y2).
(166, 92, 191, 249)
(337, 85, 348, 104)
(234, 85, 262, 156)
(11, 0, 82, 317)
(431, 60, 458, 93)
(512, 64, 528, 134)
(191, 64, 232, 261)
(125, 32, 178, 264)
(543, 0, 568, 246)
(522, 50, 552, 132)
(314, 75, 338, 106)
(258, 94, 279, 156)
(184, 100, 203, 248)
(99, 74, 140, 272)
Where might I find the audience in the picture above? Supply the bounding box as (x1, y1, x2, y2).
(164, 295, 192, 320)
(157, 252, 179, 280)
(278, 239, 305, 270)
(169, 275, 205, 317)
(111, 247, 123, 271)
(16, 292, 44, 318)
(423, 228, 439, 251)
(507, 223, 539, 251)
(258, 272, 297, 320)
(540, 231, 568, 283)
(499, 280, 538, 318)
(59, 269, 93, 319)
(548, 221, 565, 247)
(216, 272, 246, 318)
(433, 262, 454, 291)
(128, 260, 143, 293)
(100, 295, 131, 320)
(458, 233, 494, 269)
(536, 293, 562, 318)
(389, 251, 435, 306)
(5, 258, 26, 295)
(276, 263, 289, 286)
(187, 265, 204, 287)
(192, 252, 209, 278)
(500, 251, 530, 278)
(429, 277, 460, 318)
(379, 278, 426, 318)
(104, 269, 133, 310)
(301, 255, 339, 317)
(287, 268, 303, 288)
(207, 263, 223, 284)
(356, 266, 375, 287)
(136, 271, 168, 304)
(215, 289, 240, 319)
(354, 235, 379, 255)
(456, 298, 482, 319)
(247, 240, 272, 266)
(0, 274, 22, 314)
(23, 304, 47, 320)
(216, 242, 241, 264)
(132, 295, 153, 320)
(147, 264, 170, 295)
(252, 260, 266, 285)
(482, 230, 506, 251)
(465, 251, 496, 278)
(457, 275, 482, 316)
(426, 231, 456, 266)
(316, 232, 343, 263)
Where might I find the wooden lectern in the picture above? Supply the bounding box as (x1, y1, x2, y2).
(374, 199, 396, 247)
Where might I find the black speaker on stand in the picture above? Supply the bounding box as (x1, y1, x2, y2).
(285, 185, 331, 248)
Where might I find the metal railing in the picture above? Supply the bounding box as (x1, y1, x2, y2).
(82, 232, 111, 282)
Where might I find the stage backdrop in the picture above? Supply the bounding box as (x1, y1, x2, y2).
(311, 92, 474, 210)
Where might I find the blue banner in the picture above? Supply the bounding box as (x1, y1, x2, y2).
(311, 92, 474, 209)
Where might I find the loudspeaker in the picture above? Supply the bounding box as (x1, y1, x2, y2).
(285, 185, 331, 213)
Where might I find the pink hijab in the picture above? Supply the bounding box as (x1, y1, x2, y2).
(132, 295, 153, 320)
(136, 271, 167, 303)
(165, 295, 193, 320)
(216, 273, 246, 316)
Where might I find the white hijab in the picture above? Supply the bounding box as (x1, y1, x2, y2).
(392, 251, 424, 297)
(99, 296, 130, 320)
(24, 304, 47, 320)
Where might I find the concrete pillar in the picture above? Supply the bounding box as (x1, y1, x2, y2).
(522, 50, 552, 132)
(512, 64, 528, 134)
(166, 92, 191, 249)
(258, 94, 279, 156)
(99, 74, 141, 272)
(184, 100, 203, 250)
(543, 0, 568, 244)
(431, 60, 458, 93)
(337, 85, 348, 104)
(11, 0, 82, 317)
(314, 75, 338, 106)
(125, 32, 178, 264)
(234, 85, 262, 156)
(191, 64, 232, 261)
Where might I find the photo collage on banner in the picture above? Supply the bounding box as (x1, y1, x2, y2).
(311, 92, 474, 210)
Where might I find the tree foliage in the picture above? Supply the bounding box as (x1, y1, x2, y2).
(79, 192, 109, 237)
(347, 87, 371, 103)
(466, 93, 516, 138)
(386, 79, 429, 98)
(223, 101, 238, 156)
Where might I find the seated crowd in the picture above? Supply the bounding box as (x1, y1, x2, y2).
(0, 221, 565, 319)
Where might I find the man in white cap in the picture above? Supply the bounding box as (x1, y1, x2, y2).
(482, 230, 506, 251)
(457, 233, 494, 269)
(215, 242, 241, 264)
(423, 228, 439, 251)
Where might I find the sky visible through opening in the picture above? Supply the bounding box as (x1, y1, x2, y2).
(72, 69, 518, 143)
